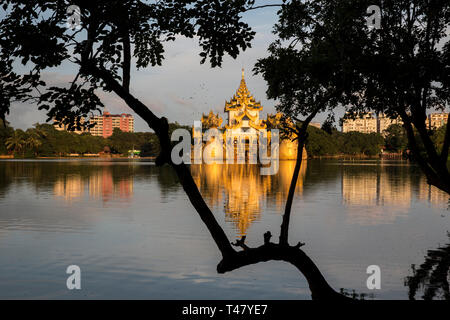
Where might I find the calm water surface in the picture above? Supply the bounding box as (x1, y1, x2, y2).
(0, 159, 448, 299)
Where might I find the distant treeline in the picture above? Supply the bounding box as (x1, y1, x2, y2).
(0, 120, 447, 159)
(0, 121, 190, 158)
(305, 123, 448, 159)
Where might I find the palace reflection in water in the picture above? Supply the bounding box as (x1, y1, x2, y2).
(191, 161, 307, 236)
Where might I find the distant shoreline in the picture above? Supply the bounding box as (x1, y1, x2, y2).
(0, 156, 157, 161)
(0, 154, 406, 161)
(309, 154, 405, 160)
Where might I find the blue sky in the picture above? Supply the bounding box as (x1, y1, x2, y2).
(7, 2, 333, 132)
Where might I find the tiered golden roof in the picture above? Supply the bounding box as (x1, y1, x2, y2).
(224, 69, 263, 112)
(224, 109, 267, 130)
(224, 69, 266, 130)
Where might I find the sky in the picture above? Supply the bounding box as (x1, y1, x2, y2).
(5, 3, 450, 132)
(6, 2, 326, 132)
(3, 2, 361, 132)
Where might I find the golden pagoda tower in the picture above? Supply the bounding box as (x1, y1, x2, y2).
(224, 68, 266, 132)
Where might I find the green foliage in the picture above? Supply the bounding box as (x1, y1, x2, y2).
(305, 126, 339, 156)
(321, 119, 337, 135)
(384, 124, 408, 153)
(108, 128, 156, 155)
(1, 123, 172, 158)
(0, 0, 256, 123)
(306, 126, 384, 157)
(257, 0, 450, 124)
(431, 125, 447, 155)
(345, 132, 384, 156)
(5, 129, 26, 155)
(0, 119, 13, 154)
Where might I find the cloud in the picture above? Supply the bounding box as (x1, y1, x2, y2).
(8, 102, 48, 130)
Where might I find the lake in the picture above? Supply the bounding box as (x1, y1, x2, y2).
(0, 159, 448, 299)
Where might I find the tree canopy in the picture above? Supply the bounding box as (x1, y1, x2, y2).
(255, 0, 450, 193)
(0, 0, 257, 128)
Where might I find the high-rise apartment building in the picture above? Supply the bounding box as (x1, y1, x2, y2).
(342, 112, 377, 134)
(426, 113, 448, 130)
(343, 112, 404, 135)
(89, 112, 134, 138)
(342, 112, 449, 134)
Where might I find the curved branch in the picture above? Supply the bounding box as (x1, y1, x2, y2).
(279, 108, 321, 246)
(218, 239, 349, 300)
(399, 110, 450, 194)
(245, 4, 283, 12)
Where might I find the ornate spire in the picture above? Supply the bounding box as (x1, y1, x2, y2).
(225, 68, 263, 112)
(224, 69, 266, 130)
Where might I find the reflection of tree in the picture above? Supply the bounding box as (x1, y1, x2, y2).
(417, 175, 450, 208)
(405, 234, 450, 300)
(155, 165, 180, 201)
(0, 161, 44, 193)
(0, 162, 14, 197)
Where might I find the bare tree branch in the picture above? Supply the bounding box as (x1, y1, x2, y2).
(279, 107, 323, 246)
(245, 4, 283, 12)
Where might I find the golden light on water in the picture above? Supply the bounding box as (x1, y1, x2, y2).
(191, 161, 307, 237)
(46, 160, 448, 235)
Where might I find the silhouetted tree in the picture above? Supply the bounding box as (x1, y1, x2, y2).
(385, 124, 409, 153)
(0, 118, 13, 154)
(5, 129, 26, 156)
(0, 0, 348, 300)
(255, 0, 450, 194)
